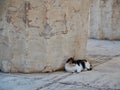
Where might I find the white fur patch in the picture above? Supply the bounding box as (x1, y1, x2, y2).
(76, 64, 83, 72)
(65, 63, 83, 73)
(65, 63, 76, 72)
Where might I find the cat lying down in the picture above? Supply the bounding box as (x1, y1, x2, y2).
(65, 57, 92, 73)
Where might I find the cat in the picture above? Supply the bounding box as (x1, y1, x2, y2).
(65, 57, 92, 73)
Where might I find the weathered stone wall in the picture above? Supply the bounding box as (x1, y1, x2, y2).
(0, 0, 90, 73)
(112, 0, 120, 40)
(90, 0, 120, 40)
(0, 0, 6, 70)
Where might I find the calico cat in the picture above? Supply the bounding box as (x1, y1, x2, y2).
(65, 57, 92, 73)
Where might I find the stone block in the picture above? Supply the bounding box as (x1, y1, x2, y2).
(0, 0, 90, 73)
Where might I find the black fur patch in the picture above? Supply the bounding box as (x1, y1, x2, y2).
(66, 57, 86, 69)
(74, 60, 85, 69)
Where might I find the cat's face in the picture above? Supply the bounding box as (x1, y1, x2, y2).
(89, 64, 93, 70)
(82, 59, 92, 70)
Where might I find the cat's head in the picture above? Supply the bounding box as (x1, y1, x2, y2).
(88, 64, 92, 71)
(82, 59, 93, 71)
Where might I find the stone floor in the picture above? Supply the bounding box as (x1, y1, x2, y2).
(0, 39, 120, 90)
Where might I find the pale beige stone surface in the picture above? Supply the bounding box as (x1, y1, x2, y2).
(0, 0, 7, 70)
(90, 0, 120, 40)
(0, 0, 90, 73)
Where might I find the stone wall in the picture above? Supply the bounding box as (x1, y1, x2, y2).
(0, 0, 90, 73)
(90, 0, 120, 40)
(0, 0, 6, 71)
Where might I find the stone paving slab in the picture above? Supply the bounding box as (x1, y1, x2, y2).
(0, 72, 70, 90)
(94, 57, 120, 73)
(87, 39, 120, 67)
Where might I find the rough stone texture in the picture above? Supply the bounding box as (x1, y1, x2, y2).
(90, 0, 120, 40)
(87, 39, 120, 67)
(112, 0, 120, 40)
(0, 0, 90, 73)
(0, 0, 6, 70)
